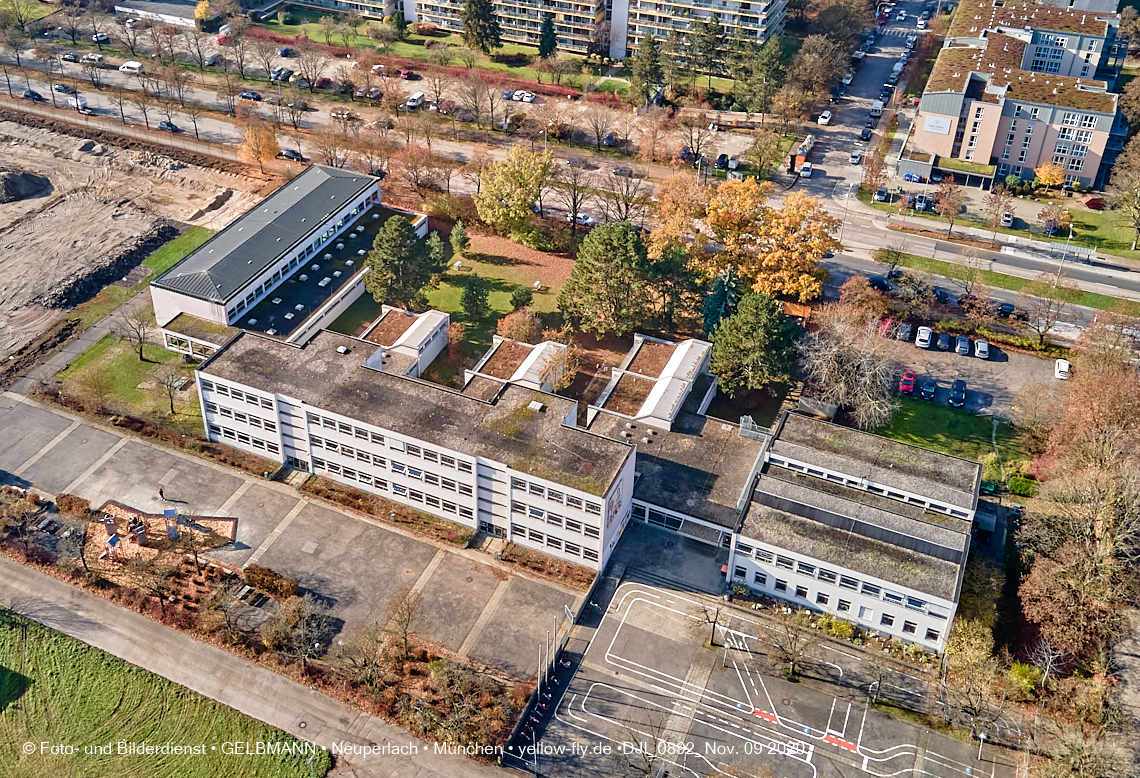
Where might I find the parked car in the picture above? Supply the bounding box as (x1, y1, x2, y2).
(996, 301, 1016, 318)
(868, 276, 891, 292)
(955, 335, 971, 355)
(1055, 358, 1072, 379)
(502, 89, 514, 100)
(920, 379, 938, 400)
(570, 213, 596, 227)
(878, 317, 897, 338)
(850, 151, 863, 165)
(1001, 211, 1014, 227)
(841, 72, 854, 85)
(915, 195, 930, 211)
(899, 370, 916, 395)
(948, 380, 967, 407)
(975, 339, 990, 359)
(613, 167, 634, 177)
(91, 32, 109, 43)
(60, 52, 78, 62)
(861, 128, 874, 142)
(400, 68, 415, 79)
(522, 92, 536, 103)
(53, 84, 76, 94)
(818, 110, 833, 125)
(238, 91, 261, 101)
(314, 77, 331, 88)
(896, 323, 914, 342)
(603, 133, 618, 147)
(715, 153, 729, 170)
(915, 326, 933, 348)
(865, 116, 877, 129)
(157, 120, 179, 132)
(936, 332, 951, 351)
(278, 47, 292, 57)
(21, 90, 43, 101)
(277, 149, 305, 162)
(873, 186, 888, 201)
(933, 288, 950, 304)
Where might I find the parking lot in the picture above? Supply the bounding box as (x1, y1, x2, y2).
(884, 332, 1058, 418)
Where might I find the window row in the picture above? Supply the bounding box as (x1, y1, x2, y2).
(511, 502, 600, 537)
(1062, 111, 1098, 128)
(631, 503, 684, 531)
(312, 458, 475, 520)
(206, 403, 277, 432)
(208, 424, 280, 455)
(736, 543, 946, 619)
(509, 523, 599, 561)
(201, 380, 274, 410)
(745, 570, 941, 643)
(305, 414, 472, 472)
(509, 476, 600, 514)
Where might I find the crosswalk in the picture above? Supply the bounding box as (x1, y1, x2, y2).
(876, 27, 921, 38)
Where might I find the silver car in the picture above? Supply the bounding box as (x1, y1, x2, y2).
(955, 335, 971, 355)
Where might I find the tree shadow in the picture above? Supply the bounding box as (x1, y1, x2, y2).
(0, 664, 32, 715)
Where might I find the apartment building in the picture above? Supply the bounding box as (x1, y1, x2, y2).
(196, 328, 637, 571)
(405, 0, 607, 55)
(726, 414, 979, 652)
(907, 0, 1126, 188)
(610, 0, 787, 60)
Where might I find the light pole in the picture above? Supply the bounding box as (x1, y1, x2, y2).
(977, 731, 987, 761)
(1053, 223, 1074, 286)
(838, 182, 856, 243)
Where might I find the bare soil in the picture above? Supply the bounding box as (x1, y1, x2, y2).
(604, 374, 654, 416)
(480, 340, 534, 379)
(0, 118, 263, 359)
(627, 341, 676, 377)
(364, 310, 417, 346)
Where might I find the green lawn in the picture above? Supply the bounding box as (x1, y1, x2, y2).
(144, 227, 213, 275)
(874, 396, 1021, 465)
(595, 79, 628, 96)
(1067, 208, 1140, 262)
(0, 611, 331, 777)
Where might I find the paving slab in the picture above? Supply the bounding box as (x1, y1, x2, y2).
(207, 482, 303, 567)
(468, 576, 576, 680)
(256, 501, 438, 631)
(0, 402, 72, 477)
(17, 424, 119, 495)
(414, 552, 502, 653)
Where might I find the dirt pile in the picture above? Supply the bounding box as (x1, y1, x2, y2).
(0, 170, 50, 203)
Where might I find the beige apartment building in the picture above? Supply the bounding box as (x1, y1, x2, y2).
(905, 0, 1126, 189)
(611, 0, 787, 60)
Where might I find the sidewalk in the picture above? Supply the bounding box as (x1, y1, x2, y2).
(0, 555, 508, 777)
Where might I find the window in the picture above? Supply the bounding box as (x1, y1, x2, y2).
(546, 513, 563, 527)
(971, 121, 981, 132)
(1058, 127, 1074, 140)
(1025, 122, 1035, 136)
(208, 424, 221, 435)
(974, 107, 984, 119)
(925, 628, 941, 642)
(737, 542, 754, 555)
(546, 536, 562, 550)
(1063, 112, 1079, 126)
(529, 506, 544, 520)
(528, 529, 543, 542)
(585, 501, 601, 515)
(755, 549, 774, 564)
(797, 562, 815, 576)
(880, 613, 895, 627)
(565, 542, 580, 556)
(393, 485, 408, 496)
(583, 525, 599, 538)
(458, 483, 472, 496)
(776, 555, 794, 570)
(424, 473, 439, 486)
(1067, 158, 1084, 171)
(440, 455, 456, 469)
(1054, 143, 1070, 155)
(839, 576, 859, 591)
(359, 473, 373, 486)
(370, 432, 385, 445)
(205, 402, 218, 412)
(1004, 133, 1015, 146)
(406, 444, 421, 457)
(583, 549, 598, 561)
(1076, 130, 1093, 143)
(389, 439, 404, 451)
(753, 572, 767, 585)
(906, 597, 925, 611)
(408, 467, 422, 480)
(548, 489, 564, 503)
(529, 483, 545, 497)
(1080, 114, 1096, 128)
(200, 379, 214, 391)
(340, 445, 354, 458)
(837, 599, 851, 612)
(511, 523, 526, 537)
(511, 478, 527, 490)
(774, 579, 787, 592)
(263, 420, 276, 432)
(818, 569, 837, 584)
(903, 621, 917, 635)
(1022, 135, 1032, 148)
(1052, 155, 1067, 165)
(457, 461, 472, 474)
(816, 593, 829, 605)
(1009, 120, 1018, 132)
(565, 519, 582, 533)
(442, 501, 457, 514)
(327, 462, 342, 475)
(1018, 149, 1028, 163)
(1001, 148, 1011, 160)
(512, 502, 525, 514)
(372, 455, 387, 468)
(795, 585, 809, 598)
(231, 389, 244, 401)
(884, 591, 904, 605)
(566, 496, 583, 510)
(861, 583, 881, 597)
(734, 565, 747, 579)
(441, 478, 456, 492)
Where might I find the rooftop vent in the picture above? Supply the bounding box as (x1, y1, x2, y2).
(528, 401, 545, 412)
(625, 422, 636, 429)
(641, 437, 651, 444)
(336, 346, 350, 354)
(620, 431, 632, 438)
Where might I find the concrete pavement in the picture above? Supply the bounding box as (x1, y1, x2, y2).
(0, 554, 508, 778)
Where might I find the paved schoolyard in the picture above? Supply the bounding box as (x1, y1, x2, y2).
(0, 393, 581, 680)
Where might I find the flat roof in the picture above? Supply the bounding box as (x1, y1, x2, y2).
(152, 166, 380, 304)
(588, 411, 766, 528)
(201, 330, 632, 496)
(949, 0, 1116, 38)
(770, 414, 981, 512)
(364, 309, 419, 347)
(162, 313, 238, 346)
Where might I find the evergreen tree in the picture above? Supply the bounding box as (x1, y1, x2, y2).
(709, 292, 801, 398)
(450, 219, 470, 258)
(364, 216, 438, 307)
(538, 13, 558, 59)
(702, 265, 741, 337)
(649, 246, 700, 333)
(389, 10, 409, 40)
(741, 39, 785, 119)
(461, 275, 491, 320)
(630, 33, 663, 106)
(460, 0, 502, 55)
(426, 230, 446, 268)
(662, 28, 687, 87)
(558, 222, 652, 337)
(694, 14, 725, 90)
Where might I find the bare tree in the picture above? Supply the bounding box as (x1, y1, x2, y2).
(935, 178, 968, 235)
(32, 46, 58, 107)
(88, 4, 108, 50)
(1028, 638, 1067, 690)
(455, 72, 487, 125)
(383, 585, 422, 662)
(183, 99, 205, 140)
(216, 71, 240, 114)
(183, 27, 212, 72)
(689, 602, 723, 647)
(117, 309, 153, 359)
(610, 709, 670, 777)
(1016, 272, 1081, 346)
(422, 66, 452, 106)
(252, 38, 278, 79)
(764, 609, 822, 680)
(228, 24, 252, 79)
(81, 61, 105, 89)
(459, 150, 492, 194)
(311, 127, 353, 168)
(156, 366, 182, 415)
(983, 185, 1014, 242)
(455, 46, 478, 69)
(162, 63, 193, 105)
(124, 554, 178, 616)
(552, 163, 595, 235)
(59, 0, 85, 45)
(675, 114, 715, 162)
(583, 104, 619, 151)
(115, 18, 144, 56)
(130, 93, 153, 128)
(293, 41, 328, 93)
(79, 370, 115, 413)
(598, 168, 649, 224)
(109, 87, 130, 123)
(540, 344, 580, 393)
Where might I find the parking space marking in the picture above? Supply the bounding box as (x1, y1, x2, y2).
(60, 437, 128, 495)
(12, 420, 81, 479)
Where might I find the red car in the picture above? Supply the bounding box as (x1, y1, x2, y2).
(877, 317, 896, 338)
(899, 370, 916, 395)
(314, 77, 331, 89)
(399, 68, 414, 79)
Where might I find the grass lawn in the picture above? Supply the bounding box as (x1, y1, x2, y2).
(889, 250, 1128, 311)
(57, 333, 204, 434)
(144, 226, 213, 276)
(595, 79, 628, 96)
(874, 396, 1021, 465)
(0, 612, 331, 778)
(1067, 208, 1140, 262)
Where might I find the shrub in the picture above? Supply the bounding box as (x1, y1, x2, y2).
(496, 307, 543, 343)
(829, 619, 855, 640)
(55, 493, 92, 518)
(1008, 475, 1039, 497)
(1006, 662, 1042, 701)
(490, 52, 531, 66)
(509, 286, 534, 311)
(244, 564, 299, 599)
(412, 21, 438, 35)
(510, 226, 554, 252)
(424, 193, 461, 220)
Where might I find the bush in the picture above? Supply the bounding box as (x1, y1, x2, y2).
(829, 619, 855, 640)
(55, 493, 92, 518)
(490, 52, 531, 66)
(244, 564, 298, 599)
(510, 286, 534, 311)
(412, 21, 438, 35)
(1008, 476, 1039, 497)
(510, 226, 554, 252)
(424, 193, 461, 220)
(1006, 662, 1042, 701)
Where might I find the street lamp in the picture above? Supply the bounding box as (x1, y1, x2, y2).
(838, 182, 856, 243)
(1053, 223, 1074, 286)
(977, 731, 987, 760)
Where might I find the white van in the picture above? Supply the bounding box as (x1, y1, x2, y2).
(406, 91, 425, 109)
(118, 60, 142, 74)
(800, 162, 814, 178)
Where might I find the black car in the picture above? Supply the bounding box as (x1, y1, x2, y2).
(602, 132, 617, 147)
(936, 332, 951, 351)
(278, 47, 293, 57)
(53, 83, 76, 94)
(920, 379, 937, 400)
(21, 90, 44, 101)
(157, 120, 180, 133)
(865, 116, 877, 129)
(860, 128, 873, 141)
(996, 301, 1015, 318)
(868, 276, 891, 292)
(948, 380, 967, 408)
(277, 149, 305, 162)
(715, 154, 729, 170)
(933, 288, 950, 304)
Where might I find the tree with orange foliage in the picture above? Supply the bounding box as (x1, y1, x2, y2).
(1034, 161, 1066, 195)
(496, 307, 543, 343)
(1044, 360, 1140, 472)
(744, 191, 838, 302)
(704, 177, 775, 270)
(238, 118, 279, 174)
(646, 174, 707, 260)
(838, 275, 889, 321)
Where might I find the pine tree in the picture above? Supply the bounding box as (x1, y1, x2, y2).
(450, 220, 470, 258)
(630, 33, 663, 107)
(461, 275, 491, 320)
(703, 265, 741, 337)
(663, 28, 687, 87)
(694, 14, 725, 90)
(741, 38, 785, 120)
(709, 292, 801, 397)
(460, 0, 502, 55)
(557, 222, 652, 337)
(364, 216, 436, 307)
(538, 13, 557, 59)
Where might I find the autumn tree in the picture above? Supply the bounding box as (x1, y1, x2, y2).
(747, 128, 784, 174)
(799, 303, 901, 430)
(703, 177, 776, 269)
(983, 185, 1014, 242)
(838, 275, 889, 320)
(942, 620, 1007, 737)
(743, 191, 839, 302)
(934, 178, 967, 235)
(1016, 272, 1080, 346)
(709, 293, 801, 397)
(383, 585, 422, 663)
(1011, 382, 1055, 453)
(474, 147, 553, 235)
(1045, 360, 1140, 472)
(1035, 161, 1066, 195)
(771, 84, 807, 131)
(636, 106, 674, 164)
(540, 343, 580, 393)
(238, 119, 280, 173)
(364, 217, 445, 308)
(558, 222, 651, 337)
(1108, 135, 1140, 250)
(496, 307, 543, 343)
(647, 174, 706, 260)
(1072, 304, 1140, 371)
(1038, 201, 1072, 236)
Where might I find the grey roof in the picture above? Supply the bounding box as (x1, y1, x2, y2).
(201, 330, 633, 496)
(588, 411, 766, 528)
(740, 464, 970, 600)
(152, 166, 379, 304)
(770, 414, 981, 512)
